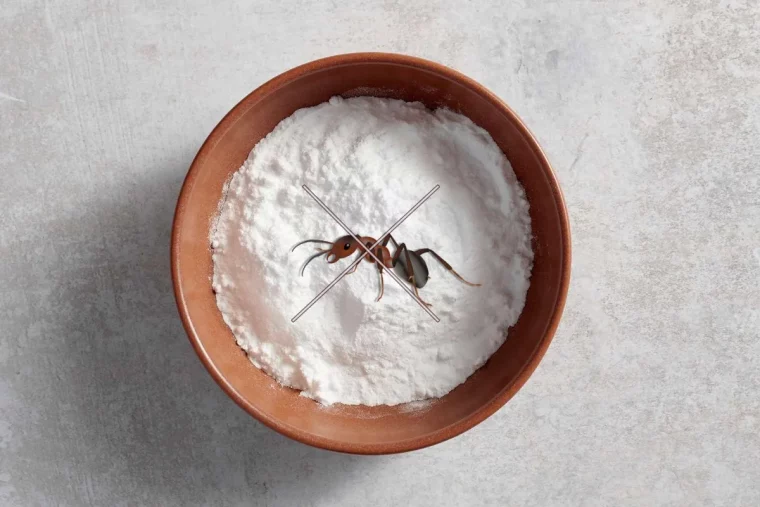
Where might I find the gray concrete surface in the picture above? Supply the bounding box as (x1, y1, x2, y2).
(2, 0, 759, 505)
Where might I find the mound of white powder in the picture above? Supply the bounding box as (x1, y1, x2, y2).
(211, 96, 533, 406)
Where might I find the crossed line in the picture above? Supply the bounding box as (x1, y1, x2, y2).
(291, 184, 441, 323)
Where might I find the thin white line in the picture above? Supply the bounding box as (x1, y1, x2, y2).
(291, 185, 440, 322)
(0, 91, 25, 104)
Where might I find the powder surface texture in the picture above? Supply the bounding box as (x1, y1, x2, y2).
(211, 97, 533, 406)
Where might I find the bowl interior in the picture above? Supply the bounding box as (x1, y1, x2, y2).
(172, 55, 569, 454)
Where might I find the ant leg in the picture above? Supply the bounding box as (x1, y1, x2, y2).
(375, 265, 385, 302)
(412, 280, 431, 307)
(381, 234, 399, 249)
(291, 239, 332, 252)
(392, 243, 432, 307)
(299, 249, 329, 276)
(346, 251, 364, 275)
(414, 249, 481, 287)
(390, 242, 407, 266)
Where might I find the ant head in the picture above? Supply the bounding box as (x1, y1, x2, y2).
(326, 235, 359, 263)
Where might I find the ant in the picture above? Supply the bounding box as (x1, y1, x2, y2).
(291, 234, 480, 306)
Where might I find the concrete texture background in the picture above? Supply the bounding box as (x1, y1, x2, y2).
(1, 0, 759, 505)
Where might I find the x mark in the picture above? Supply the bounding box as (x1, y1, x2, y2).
(291, 184, 441, 323)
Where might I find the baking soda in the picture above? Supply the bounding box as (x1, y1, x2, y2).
(211, 97, 533, 406)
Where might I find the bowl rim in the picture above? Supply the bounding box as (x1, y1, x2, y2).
(171, 52, 571, 454)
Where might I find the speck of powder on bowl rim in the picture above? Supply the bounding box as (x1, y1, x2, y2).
(211, 96, 533, 407)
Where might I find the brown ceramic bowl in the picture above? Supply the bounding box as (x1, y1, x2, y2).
(172, 53, 570, 454)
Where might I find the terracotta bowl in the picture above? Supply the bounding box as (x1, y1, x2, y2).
(172, 53, 570, 454)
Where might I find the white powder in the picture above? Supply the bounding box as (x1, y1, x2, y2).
(211, 97, 533, 406)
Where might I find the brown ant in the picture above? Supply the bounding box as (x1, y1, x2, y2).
(291, 234, 480, 306)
